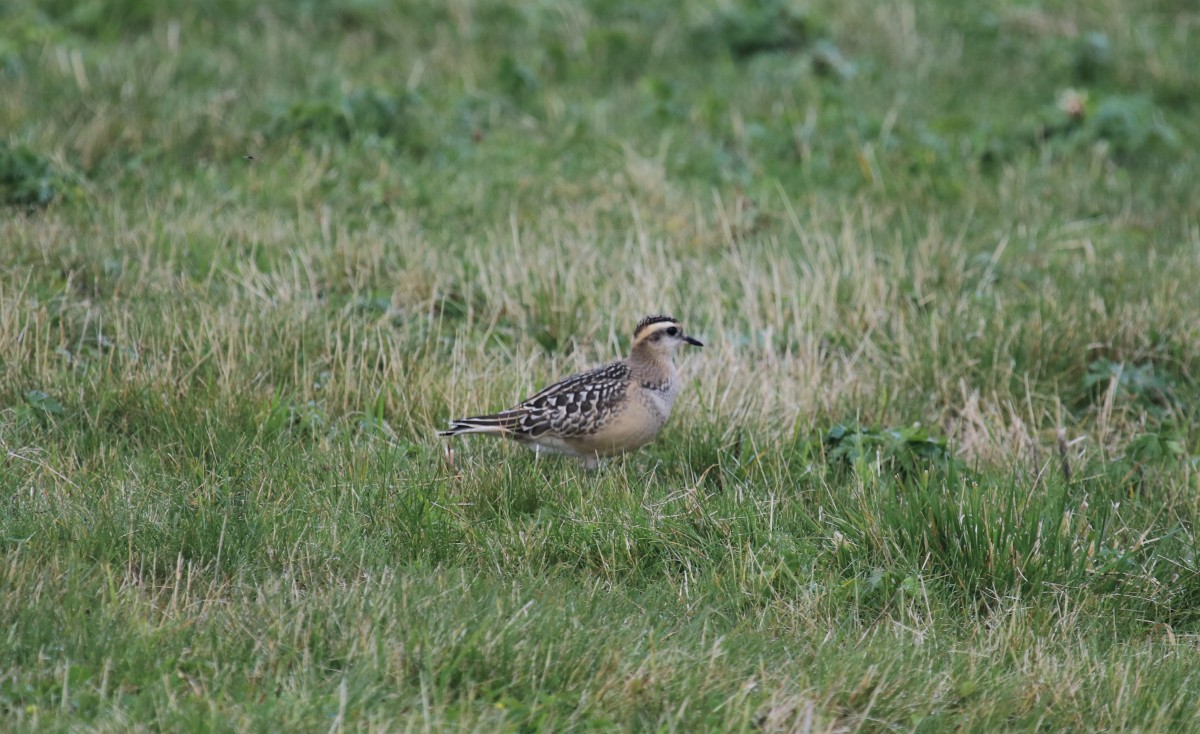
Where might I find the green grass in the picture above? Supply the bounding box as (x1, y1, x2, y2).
(3, 0, 1200, 730)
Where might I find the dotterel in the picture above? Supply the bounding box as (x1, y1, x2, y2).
(438, 315, 703, 468)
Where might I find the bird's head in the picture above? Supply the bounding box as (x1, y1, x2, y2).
(630, 314, 703, 360)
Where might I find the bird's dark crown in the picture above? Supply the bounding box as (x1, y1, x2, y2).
(633, 314, 680, 338)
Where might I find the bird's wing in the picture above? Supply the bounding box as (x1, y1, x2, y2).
(514, 361, 631, 437)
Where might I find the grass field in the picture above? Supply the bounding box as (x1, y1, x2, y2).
(3, 0, 1200, 730)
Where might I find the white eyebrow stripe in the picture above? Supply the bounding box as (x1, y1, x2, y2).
(636, 322, 680, 339)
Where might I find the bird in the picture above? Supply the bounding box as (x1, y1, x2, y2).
(438, 315, 703, 468)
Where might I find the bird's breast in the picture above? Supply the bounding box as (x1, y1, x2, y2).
(637, 380, 677, 422)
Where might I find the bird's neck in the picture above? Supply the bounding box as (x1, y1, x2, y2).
(628, 347, 675, 386)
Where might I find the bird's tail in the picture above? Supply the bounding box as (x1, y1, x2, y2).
(437, 411, 522, 437)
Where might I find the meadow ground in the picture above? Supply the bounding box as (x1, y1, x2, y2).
(2, 0, 1200, 730)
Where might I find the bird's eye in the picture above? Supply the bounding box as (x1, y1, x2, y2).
(665, 326, 679, 336)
